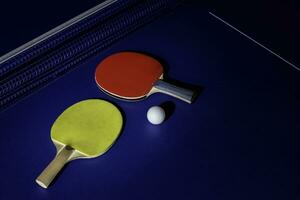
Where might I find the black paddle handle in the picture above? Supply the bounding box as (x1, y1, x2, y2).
(154, 80, 197, 103)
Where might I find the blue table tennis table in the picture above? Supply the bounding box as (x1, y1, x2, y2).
(0, 0, 299, 199)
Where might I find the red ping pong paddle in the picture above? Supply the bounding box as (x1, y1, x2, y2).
(95, 52, 196, 103)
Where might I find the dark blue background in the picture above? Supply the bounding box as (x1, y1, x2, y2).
(0, 1, 299, 199)
(0, 0, 103, 56)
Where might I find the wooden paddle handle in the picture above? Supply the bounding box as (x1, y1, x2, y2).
(36, 146, 74, 188)
(154, 80, 197, 103)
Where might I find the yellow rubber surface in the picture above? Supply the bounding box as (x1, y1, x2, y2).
(51, 99, 123, 157)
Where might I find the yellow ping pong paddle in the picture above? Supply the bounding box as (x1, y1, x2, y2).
(35, 99, 123, 188)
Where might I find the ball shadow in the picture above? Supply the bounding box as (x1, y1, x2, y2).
(159, 101, 176, 121)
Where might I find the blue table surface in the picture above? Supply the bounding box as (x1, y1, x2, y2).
(0, 1, 300, 199)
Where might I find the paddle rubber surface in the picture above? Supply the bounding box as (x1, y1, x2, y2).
(95, 52, 163, 99)
(51, 99, 123, 157)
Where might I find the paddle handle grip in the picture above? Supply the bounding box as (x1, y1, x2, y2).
(154, 80, 197, 103)
(36, 146, 73, 189)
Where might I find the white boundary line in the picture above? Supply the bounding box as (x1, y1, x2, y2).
(209, 12, 300, 72)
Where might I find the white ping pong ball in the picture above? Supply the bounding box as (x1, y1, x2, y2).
(147, 106, 166, 125)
